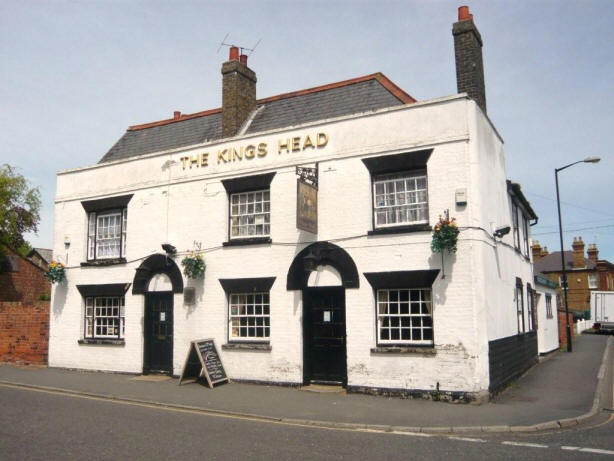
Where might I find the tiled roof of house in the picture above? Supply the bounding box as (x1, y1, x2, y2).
(32, 248, 53, 264)
(534, 251, 596, 273)
(98, 73, 414, 164)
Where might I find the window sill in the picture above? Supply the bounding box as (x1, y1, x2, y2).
(81, 258, 127, 267)
(371, 346, 436, 355)
(78, 339, 125, 346)
(368, 224, 431, 236)
(222, 343, 271, 351)
(223, 237, 272, 247)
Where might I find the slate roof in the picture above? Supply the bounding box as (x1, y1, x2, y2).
(32, 248, 53, 264)
(534, 251, 596, 273)
(99, 73, 414, 164)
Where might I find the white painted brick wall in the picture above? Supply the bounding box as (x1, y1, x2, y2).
(49, 95, 533, 394)
(536, 286, 559, 354)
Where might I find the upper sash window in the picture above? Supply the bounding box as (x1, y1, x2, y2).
(81, 194, 132, 261)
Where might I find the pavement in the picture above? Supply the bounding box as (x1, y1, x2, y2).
(0, 334, 612, 434)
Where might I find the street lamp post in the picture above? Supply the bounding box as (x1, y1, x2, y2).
(555, 156, 600, 352)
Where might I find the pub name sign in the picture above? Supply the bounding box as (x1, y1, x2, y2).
(179, 132, 329, 170)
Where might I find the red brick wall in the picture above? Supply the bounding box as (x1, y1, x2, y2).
(558, 311, 575, 347)
(0, 250, 51, 303)
(0, 301, 49, 364)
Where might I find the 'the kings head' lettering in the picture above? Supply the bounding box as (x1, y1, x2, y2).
(180, 132, 328, 170)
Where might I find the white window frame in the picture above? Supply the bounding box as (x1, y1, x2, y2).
(84, 296, 125, 339)
(512, 202, 520, 250)
(373, 171, 428, 228)
(522, 215, 530, 257)
(588, 273, 598, 289)
(545, 294, 553, 319)
(516, 283, 525, 333)
(229, 189, 270, 239)
(376, 288, 433, 346)
(87, 208, 127, 260)
(228, 292, 270, 342)
(527, 284, 536, 332)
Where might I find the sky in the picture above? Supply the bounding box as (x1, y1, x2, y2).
(1, 0, 613, 261)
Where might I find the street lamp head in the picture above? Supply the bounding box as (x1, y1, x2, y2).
(583, 156, 600, 163)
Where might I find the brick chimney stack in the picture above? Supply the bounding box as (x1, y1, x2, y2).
(453, 6, 487, 113)
(587, 243, 599, 265)
(222, 46, 257, 138)
(532, 241, 543, 262)
(572, 237, 586, 268)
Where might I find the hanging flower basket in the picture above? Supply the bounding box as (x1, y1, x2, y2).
(45, 261, 66, 284)
(431, 215, 459, 254)
(181, 253, 206, 279)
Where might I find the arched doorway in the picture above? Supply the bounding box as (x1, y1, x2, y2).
(287, 242, 359, 386)
(133, 254, 183, 374)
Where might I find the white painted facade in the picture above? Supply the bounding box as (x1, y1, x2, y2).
(535, 279, 559, 354)
(49, 94, 536, 397)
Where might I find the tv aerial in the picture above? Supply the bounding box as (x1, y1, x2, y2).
(217, 33, 261, 57)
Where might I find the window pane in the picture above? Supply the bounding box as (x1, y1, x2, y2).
(86, 296, 125, 339)
(377, 288, 433, 345)
(373, 172, 427, 228)
(229, 190, 271, 239)
(228, 291, 270, 340)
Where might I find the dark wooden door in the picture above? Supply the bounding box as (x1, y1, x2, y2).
(144, 292, 173, 374)
(303, 287, 347, 385)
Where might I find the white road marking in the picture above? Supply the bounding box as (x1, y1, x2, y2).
(390, 431, 432, 437)
(561, 446, 580, 451)
(502, 441, 548, 449)
(577, 447, 614, 455)
(448, 436, 487, 443)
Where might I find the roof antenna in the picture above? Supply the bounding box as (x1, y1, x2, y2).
(217, 34, 262, 57)
(216, 33, 230, 54)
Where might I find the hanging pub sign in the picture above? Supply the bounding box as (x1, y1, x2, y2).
(296, 164, 318, 234)
(179, 338, 229, 388)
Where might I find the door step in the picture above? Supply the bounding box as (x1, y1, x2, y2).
(129, 375, 172, 382)
(300, 384, 346, 394)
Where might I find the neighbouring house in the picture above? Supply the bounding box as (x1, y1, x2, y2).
(27, 248, 53, 271)
(49, 6, 538, 400)
(534, 273, 559, 355)
(532, 238, 614, 318)
(0, 246, 51, 303)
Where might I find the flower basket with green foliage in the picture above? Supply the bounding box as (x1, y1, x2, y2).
(431, 216, 459, 254)
(181, 253, 206, 279)
(45, 261, 66, 284)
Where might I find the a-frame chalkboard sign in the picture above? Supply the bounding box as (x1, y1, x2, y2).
(179, 338, 229, 388)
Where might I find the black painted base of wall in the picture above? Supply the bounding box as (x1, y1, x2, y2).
(346, 385, 488, 403)
(488, 331, 537, 394)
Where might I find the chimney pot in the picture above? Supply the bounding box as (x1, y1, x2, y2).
(174, 111, 181, 120)
(458, 6, 473, 21)
(229, 46, 239, 61)
(239, 54, 248, 66)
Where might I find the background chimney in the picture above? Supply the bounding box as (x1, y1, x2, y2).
(221, 46, 257, 138)
(572, 236, 585, 268)
(452, 5, 487, 113)
(587, 243, 599, 264)
(531, 241, 543, 262)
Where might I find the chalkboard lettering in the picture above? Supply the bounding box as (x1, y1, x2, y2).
(179, 339, 229, 388)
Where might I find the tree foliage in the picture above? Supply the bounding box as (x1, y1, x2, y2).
(0, 164, 41, 250)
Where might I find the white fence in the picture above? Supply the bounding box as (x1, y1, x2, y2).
(575, 319, 592, 334)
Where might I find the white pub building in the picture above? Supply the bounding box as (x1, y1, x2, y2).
(50, 7, 539, 400)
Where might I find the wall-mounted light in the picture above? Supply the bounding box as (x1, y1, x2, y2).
(303, 249, 319, 272)
(493, 226, 511, 238)
(161, 243, 177, 255)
